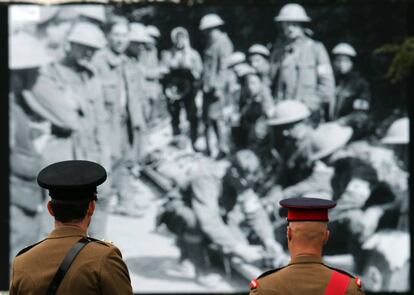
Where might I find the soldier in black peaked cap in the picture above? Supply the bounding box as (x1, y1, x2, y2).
(10, 160, 133, 295)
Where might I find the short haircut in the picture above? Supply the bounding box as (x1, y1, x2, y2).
(289, 221, 328, 244)
(50, 199, 90, 223)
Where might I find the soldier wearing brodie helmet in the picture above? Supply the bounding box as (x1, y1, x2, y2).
(249, 197, 365, 295)
(9, 160, 133, 295)
(270, 3, 335, 124)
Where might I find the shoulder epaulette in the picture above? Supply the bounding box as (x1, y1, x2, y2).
(86, 237, 114, 247)
(16, 239, 46, 257)
(257, 265, 288, 279)
(325, 265, 355, 278)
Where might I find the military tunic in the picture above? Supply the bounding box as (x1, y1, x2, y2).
(270, 36, 335, 121)
(30, 61, 112, 238)
(30, 61, 111, 168)
(92, 48, 128, 160)
(202, 33, 233, 153)
(331, 71, 370, 120)
(9, 94, 44, 259)
(250, 255, 364, 295)
(10, 226, 133, 295)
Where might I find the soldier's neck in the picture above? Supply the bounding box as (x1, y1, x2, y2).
(54, 219, 88, 234)
(290, 246, 323, 259)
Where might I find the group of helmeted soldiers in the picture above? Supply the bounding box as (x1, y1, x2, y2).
(9, 4, 409, 291)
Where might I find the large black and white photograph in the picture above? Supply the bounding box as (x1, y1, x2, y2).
(8, 2, 410, 293)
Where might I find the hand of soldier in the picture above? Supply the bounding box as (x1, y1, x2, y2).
(254, 118, 268, 140)
(222, 106, 233, 120)
(232, 244, 263, 263)
(359, 207, 383, 241)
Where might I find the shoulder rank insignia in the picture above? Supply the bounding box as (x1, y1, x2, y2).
(355, 276, 362, 288)
(86, 236, 113, 247)
(257, 265, 287, 279)
(249, 278, 259, 289)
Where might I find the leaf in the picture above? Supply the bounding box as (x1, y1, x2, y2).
(375, 37, 414, 83)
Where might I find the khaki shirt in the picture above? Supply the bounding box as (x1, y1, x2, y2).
(10, 226, 133, 295)
(249, 255, 364, 295)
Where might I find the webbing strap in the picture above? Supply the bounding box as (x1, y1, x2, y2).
(45, 237, 91, 295)
(324, 270, 351, 295)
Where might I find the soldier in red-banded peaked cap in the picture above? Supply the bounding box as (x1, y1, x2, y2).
(249, 197, 365, 295)
(280, 197, 336, 222)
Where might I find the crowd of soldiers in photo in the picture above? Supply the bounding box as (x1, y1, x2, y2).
(9, 3, 409, 291)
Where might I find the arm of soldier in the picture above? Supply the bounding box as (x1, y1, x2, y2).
(357, 77, 371, 106)
(241, 190, 286, 263)
(315, 43, 335, 105)
(160, 50, 172, 68)
(241, 190, 275, 244)
(260, 87, 275, 117)
(214, 40, 234, 95)
(282, 169, 333, 199)
(100, 246, 133, 295)
(9, 264, 17, 295)
(191, 177, 240, 251)
(125, 66, 147, 130)
(190, 50, 204, 80)
(249, 284, 263, 295)
(346, 277, 365, 295)
(9, 261, 36, 295)
(30, 72, 80, 130)
(338, 78, 371, 126)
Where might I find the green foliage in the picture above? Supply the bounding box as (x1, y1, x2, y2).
(375, 37, 414, 84)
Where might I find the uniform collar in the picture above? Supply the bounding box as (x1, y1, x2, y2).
(285, 36, 308, 52)
(47, 225, 87, 239)
(289, 254, 323, 265)
(102, 48, 127, 67)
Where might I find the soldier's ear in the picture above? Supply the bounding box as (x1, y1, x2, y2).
(324, 229, 330, 244)
(47, 201, 55, 217)
(87, 200, 96, 217)
(287, 226, 292, 241)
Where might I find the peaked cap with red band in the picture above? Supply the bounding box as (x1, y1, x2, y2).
(280, 197, 336, 222)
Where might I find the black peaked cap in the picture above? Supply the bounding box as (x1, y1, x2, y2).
(37, 160, 107, 200)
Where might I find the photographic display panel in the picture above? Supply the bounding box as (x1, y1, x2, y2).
(8, 2, 410, 293)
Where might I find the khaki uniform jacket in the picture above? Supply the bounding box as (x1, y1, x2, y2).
(270, 36, 335, 112)
(202, 33, 234, 94)
(9, 94, 43, 212)
(249, 255, 365, 295)
(10, 226, 133, 295)
(30, 62, 111, 168)
(124, 60, 148, 131)
(92, 48, 129, 159)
